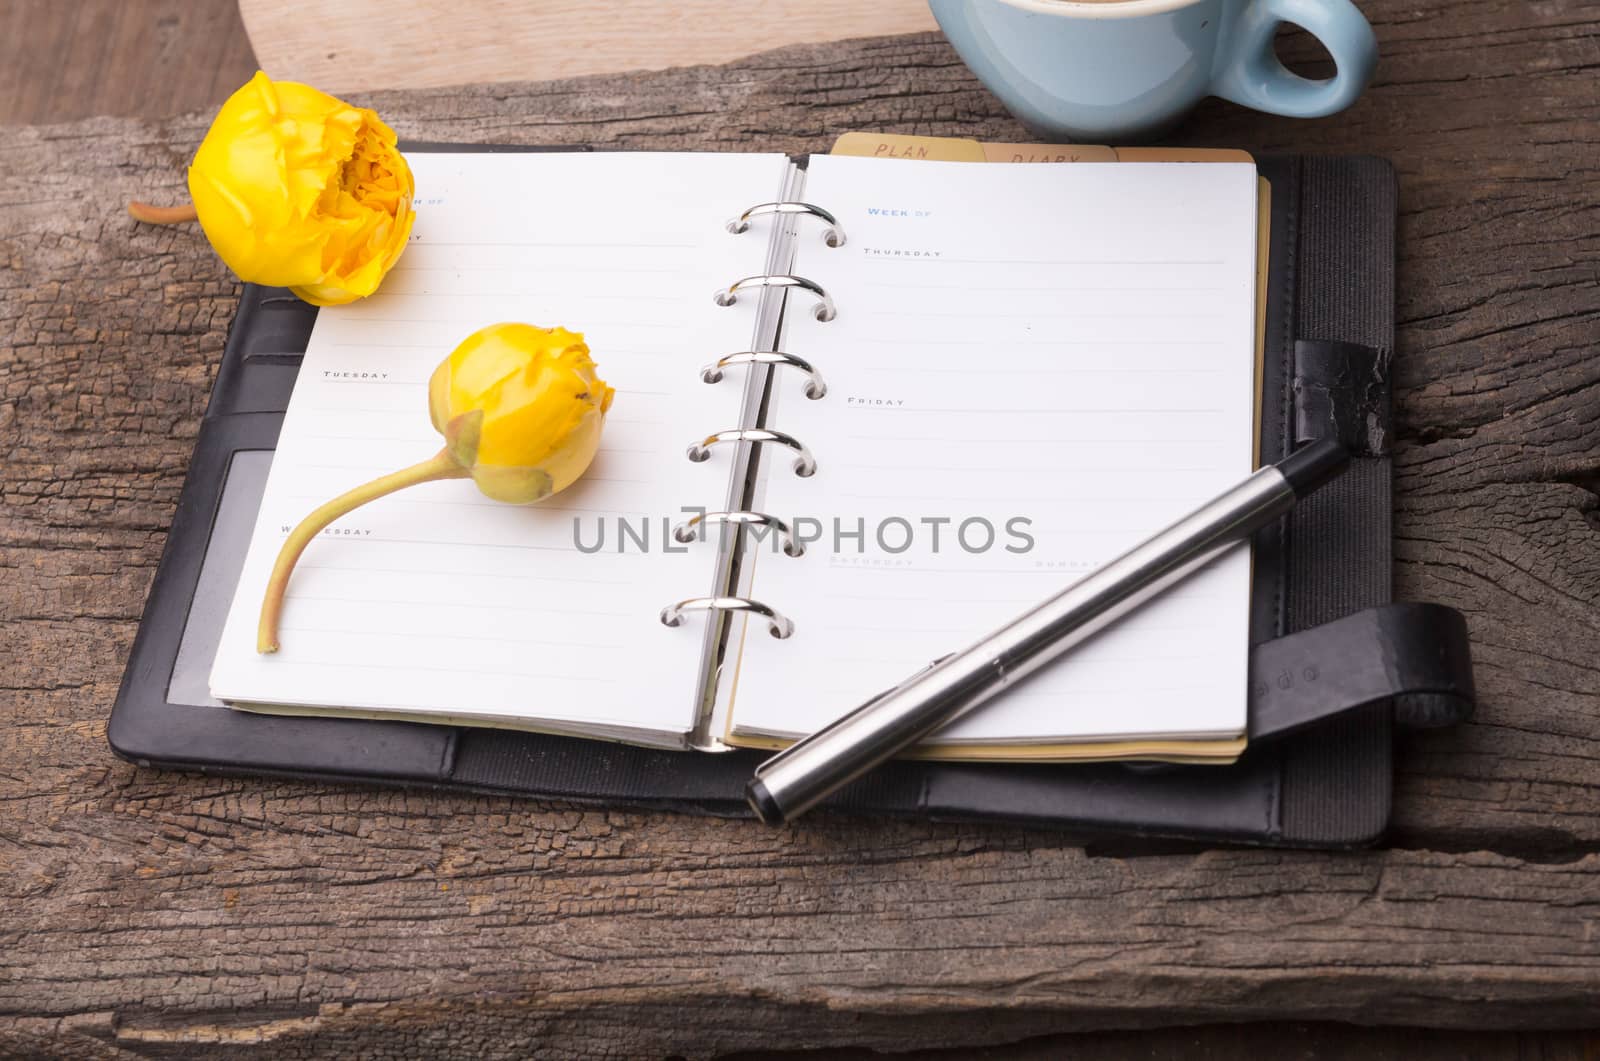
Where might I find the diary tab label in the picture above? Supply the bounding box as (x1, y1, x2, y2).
(979, 143, 1118, 163)
(831, 132, 986, 163)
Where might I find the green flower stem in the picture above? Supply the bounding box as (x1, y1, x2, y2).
(257, 448, 468, 653)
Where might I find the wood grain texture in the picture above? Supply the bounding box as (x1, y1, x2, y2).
(735, 1025, 1600, 1061)
(3, 1, 1600, 1054)
(239, 0, 937, 94)
(0, 0, 256, 125)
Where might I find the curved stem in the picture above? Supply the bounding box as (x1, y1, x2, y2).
(258, 449, 468, 653)
(128, 201, 199, 224)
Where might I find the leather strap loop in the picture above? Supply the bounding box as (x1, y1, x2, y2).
(1293, 338, 1391, 456)
(1248, 602, 1475, 742)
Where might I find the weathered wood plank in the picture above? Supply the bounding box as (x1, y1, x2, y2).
(240, 0, 938, 93)
(2, 1, 1600, 1052)
(2, 802, 1600, 1056)
(0, 777, 1598, 1034)
(0, 0, 256, 126)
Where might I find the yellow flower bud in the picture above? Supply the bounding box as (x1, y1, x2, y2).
(256, 323, 615, 653)
(184, 71, 415, 306)
(428, 323, 616, 504)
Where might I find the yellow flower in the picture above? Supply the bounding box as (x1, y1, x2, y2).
(429, 323, 616, 503)
(256, 323, 615, 653)
(185, 71, 414, 306)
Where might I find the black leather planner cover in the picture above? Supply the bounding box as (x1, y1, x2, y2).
(108, 146, 1475, 848)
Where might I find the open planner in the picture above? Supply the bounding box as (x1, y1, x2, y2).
(208, 149, 1262, 761)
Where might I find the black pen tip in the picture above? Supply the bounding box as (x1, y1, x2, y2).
(746, 778, 785, 825)
(1278, 439, 1350, 497)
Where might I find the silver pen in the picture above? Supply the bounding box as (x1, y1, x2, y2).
(747, 439, 1351, 825)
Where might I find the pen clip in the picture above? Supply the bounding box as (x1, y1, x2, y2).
(863, 653, 956, 708)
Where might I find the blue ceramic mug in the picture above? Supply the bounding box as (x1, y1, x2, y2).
(928, 0, 1378, 141)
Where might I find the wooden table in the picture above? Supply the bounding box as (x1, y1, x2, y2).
(238, 0, 939, 93)
(4, 3, 1600, 1055)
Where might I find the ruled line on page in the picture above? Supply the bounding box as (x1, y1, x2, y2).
(288, 593, 633, 617)
(860, 308, 1225, 321)
(841, 434, 1230, 445)
(390, 264, 686, 275)
(254, 658, 621, 683)
(297, 563, 633, 585)
(277, 624, 627, 651)
(414, 239, 698, 249)
(830, 461, 1221, 474)
(847, 364, 1226, 376)
(861, 281, 1228, 293)
(310, 317, 698, 329)
(837, 406, 1225, 415)
(383, 292, 686, 303)
(818, 590, 1218, 605)
(860, 255, 1226, 266)
(853, 337, 1225, 346)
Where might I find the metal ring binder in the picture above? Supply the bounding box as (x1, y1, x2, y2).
(726, 202, 846, 248)
(687, 428, 817, 477)
(701, 351, 827, 400)
(660, 596, 794, 640)
(714, 274, 836, 322)
(661, 180, 831, 706)
(674, 511, 804, 557)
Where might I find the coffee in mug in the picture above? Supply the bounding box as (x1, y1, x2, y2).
(929, 0, 1378, 141)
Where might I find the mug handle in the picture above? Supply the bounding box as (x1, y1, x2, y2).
(1210, 0, 1378, 118)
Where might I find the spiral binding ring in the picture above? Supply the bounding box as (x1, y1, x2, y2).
(701, 351, 827, 400)
(674, 511, 804, 557)
(687, 428, 816, 477)
(726, 202, 846, 248)
(714, 274, 836, 322)
(660, 596, 794, 639)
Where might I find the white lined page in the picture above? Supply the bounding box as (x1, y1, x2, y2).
(731, 157, 1258, 746)
(210, 151, 788, 744)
